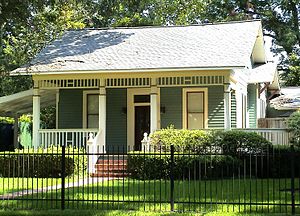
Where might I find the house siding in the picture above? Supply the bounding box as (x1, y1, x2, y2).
(106, 88, 127, 153)
(160, 87, 182, 129)
(248, 84, 257, 128)
(160, 86, 225, 129)
(207, 86, 224, 128)
(58, 89, 83, 128)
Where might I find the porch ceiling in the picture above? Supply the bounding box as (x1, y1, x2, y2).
(0, 89, 56, 117)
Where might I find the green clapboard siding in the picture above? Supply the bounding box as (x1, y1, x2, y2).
(161, 86, 224, 129)
(208, 86, 224, 128)
(231, 92, 237, 128)
(58, 89, 83, 128)
(106, 88, 127, 153)
(248, 84, 257, 128)
(160, 87, 182, 129)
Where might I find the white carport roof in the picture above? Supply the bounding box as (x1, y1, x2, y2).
(0, 89, 56, 117)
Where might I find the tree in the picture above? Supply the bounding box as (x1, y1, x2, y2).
(78, 0, 206, 28)
(0, 0, 86, 96)
(203, 0, 300, 86)
(287, 110, 300, 146)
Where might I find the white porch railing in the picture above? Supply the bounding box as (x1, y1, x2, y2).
(235, 128, 291, 146)
(39, 129, 98, 148)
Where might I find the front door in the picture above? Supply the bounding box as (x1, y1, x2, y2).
(134, 106, 150, 151)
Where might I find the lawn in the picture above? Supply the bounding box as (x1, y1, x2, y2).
(1, 178, 299, 214)
(0, 175, 89, 195)
(0, 209, 286, 216)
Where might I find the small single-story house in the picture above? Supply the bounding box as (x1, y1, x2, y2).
(1, 20, 280, 152)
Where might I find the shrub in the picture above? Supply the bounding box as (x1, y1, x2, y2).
(286, 111, 300, 146)
(127, 152, 239, 180)
(0, 146, 87, 178)
(128, 145, 300, 180)
(210, 130, 272, 156)
(129, 129, 278, 180)
(149, 127, 211, 152)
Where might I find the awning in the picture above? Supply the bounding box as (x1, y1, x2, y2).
(0, 89, 56, 117)
(247, 62, 280, 90)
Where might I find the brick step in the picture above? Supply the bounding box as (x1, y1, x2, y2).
(91, 159, 129, 178)
(90, 172, 130, 178)
(96, 160, 127, 166)
(95, 165, 127, 171)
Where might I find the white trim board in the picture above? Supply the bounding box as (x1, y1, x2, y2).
(127, 88, 160, 150)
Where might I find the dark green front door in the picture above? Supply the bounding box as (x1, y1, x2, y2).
(134, 106, 150, 151)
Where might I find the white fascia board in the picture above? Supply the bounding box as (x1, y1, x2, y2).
(14, 66, 246, 76)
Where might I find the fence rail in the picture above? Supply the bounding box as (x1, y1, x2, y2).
(39, 129, 98, 148)
(236, 128, 290, 145)
(0, 144, 299, 214)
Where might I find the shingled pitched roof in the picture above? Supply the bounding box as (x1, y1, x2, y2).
(14, 20, 263, 74)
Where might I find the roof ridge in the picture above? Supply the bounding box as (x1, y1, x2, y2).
(68, 19, 261, 31)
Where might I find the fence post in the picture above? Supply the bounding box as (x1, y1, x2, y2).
(61, 143, 66, 210)
(291, 144, 295, 215)
(170, 144, 174, 211)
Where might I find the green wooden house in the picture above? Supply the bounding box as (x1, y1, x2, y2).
(1, 20, 280, 152)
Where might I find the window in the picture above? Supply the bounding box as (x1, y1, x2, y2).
(134, 95, 150, 103)
(183, 88, 207, 129)
(87, 94, 99, 128)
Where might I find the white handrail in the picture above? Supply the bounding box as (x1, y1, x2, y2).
(87, 130, 106, 175)
(39, 129, 98, 148)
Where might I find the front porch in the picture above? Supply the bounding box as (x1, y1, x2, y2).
(32, 72, 238, 152)
(38, 128, 291, 150)
(0, 71, 284, 152)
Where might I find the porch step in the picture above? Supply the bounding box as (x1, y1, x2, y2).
(91, 158, 129, 178)
(90, 172, 130, 178)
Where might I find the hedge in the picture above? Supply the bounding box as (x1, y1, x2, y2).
(127, 145, 300, 180)
(0, 147, 87, 178)
(149, 127, 211, 152)
(128, 129, 297, 180)
(127, 153, 239, 180)
(149, 129, 272, 154)
(209, 130, 272, 156)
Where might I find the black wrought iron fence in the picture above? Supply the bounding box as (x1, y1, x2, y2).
(0, 144, 299, 214)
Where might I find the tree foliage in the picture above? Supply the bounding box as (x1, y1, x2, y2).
(287, 110, 300, 145)
(1, 0, 299, 93)
(0, 0, 86, 96)
(203, 0, 300, 86)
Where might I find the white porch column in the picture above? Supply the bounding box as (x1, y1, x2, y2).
(98, 79, 106, 151)
(224, 84, 231, 130)
(32, 82, 40, 149)
(13, 115, 19, 149)
(150, 78, 159, 133)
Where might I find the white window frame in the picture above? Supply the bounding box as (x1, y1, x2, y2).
(182, 88, 208, 129)
(83, 90, 99, 129)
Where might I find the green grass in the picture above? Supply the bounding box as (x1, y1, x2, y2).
(0, 176, 87, 195)
(1, 178, 299, 214)
(0, 210, 288, 216)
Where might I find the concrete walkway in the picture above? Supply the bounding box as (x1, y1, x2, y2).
(0, 177, 114, 199)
